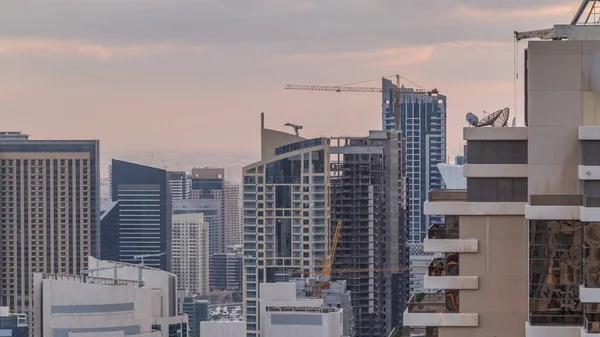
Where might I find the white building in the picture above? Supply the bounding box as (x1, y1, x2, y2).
(31, 257, 187, 337)
(437, 163, 466, 190)
(172, 212, 210, 295)
(200, 321, 246, 337)
(259, 283, 343, 337)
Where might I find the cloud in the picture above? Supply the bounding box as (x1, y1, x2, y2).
(283, 40, 507, 69)
(0, 38, 204, 58)
(453, 3, 578, 19)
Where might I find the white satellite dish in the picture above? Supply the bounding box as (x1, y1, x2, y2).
(466, 113, 479, 126)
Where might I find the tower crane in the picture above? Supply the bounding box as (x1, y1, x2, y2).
(284, 122, 303, 136)
(285, 75, 439, 129)
(514, 0, 600, 41)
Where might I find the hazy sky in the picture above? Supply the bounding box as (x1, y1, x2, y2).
(0, 0, 581, 170)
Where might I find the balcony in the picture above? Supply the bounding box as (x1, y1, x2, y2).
(403, 292, 478, 327)
(423, 218, 478, 254)
(428, 189, 467, 202)
(424, 256, 478, 290)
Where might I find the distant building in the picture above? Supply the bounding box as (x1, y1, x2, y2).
(32, 257, 187, 337)
(183, 297, 209, 337)
(209, 252, 243, 291)
(99, 200, 120, 262)
(0, 307, 27, 337)
(109, 159, 172, 270)
(191, 168, 224, 199)
(172, 210, 210, 296)
(223, 182, 242, 249)
(0, 132, 99, 314)
(169, 171, 192, 200)
(455, 144, 467, 165)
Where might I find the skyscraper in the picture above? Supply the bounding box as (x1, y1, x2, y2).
(223, 181, 242, 249)
(382, 79, 447, 295)
(190, 167, 225, 255)
(168, 171, 191, 200)
(109, 159, 171, 270)
(0, 132, 99, 313)
(330, 130, 409, 337)
(242, 114, 330, 337)
(172, 205, 209, 296)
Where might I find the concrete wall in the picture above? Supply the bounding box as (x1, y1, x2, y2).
(262, 310, 343, 337)
(438, 215, 528, 337)
(200, 321, 246, 337)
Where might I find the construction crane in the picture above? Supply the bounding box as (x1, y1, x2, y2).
(284, 122, 303, 136)
(289, 265, 427, 276)
(311, 220, 342, 297)
(285, 75, 439, 129)
(133, 252, 166, 286)
(515, 0, 600, 41)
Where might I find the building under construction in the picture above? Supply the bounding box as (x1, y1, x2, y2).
(330, 130, 410, 337)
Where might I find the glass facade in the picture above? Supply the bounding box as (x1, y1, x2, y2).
(109, 159, 171, 271)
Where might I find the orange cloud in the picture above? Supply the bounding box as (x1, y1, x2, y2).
(453, 4, 577, 20)
(284, 41, 507, 68)
(0, 38, 204, 58)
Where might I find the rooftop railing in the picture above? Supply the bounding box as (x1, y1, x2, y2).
(428, 189, 467, 202)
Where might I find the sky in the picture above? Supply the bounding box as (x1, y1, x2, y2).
(0, 0, 583, 175)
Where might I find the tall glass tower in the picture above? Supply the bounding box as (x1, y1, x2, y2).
(382, 79, 447, 294)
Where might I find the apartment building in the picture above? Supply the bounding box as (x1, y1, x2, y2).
(242, 114, 330, 337)
(171, 211, 209, 296)
(403, 35, 600, 336)
(0, 133, 99, 314)
(168, 170, 191, 200)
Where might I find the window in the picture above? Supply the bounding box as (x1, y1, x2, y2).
(467, 178, 527, 202)
(467, 140, 527, 164)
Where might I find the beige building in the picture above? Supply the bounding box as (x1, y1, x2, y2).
(223, 181, 242, 249)
(403, 17, 600, 337)
(0, 132, 99, 315)
(171, 209, 210, 295)
(242, 114, 331, 336)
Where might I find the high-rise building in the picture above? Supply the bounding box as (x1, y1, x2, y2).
(169, 170, 191, 200)
(209, 252, 243, 292)
(0, 132, 99, 314)
(183, 296, 209, 337)
(330, 130, 409, 337)
(99, 200, 119, 262)
(382, 79, 447, 297)
(403, 33, 600, 337)
(223, 181, 242, 249)
(172, 207, 210, 296)
(455, 144, 467, 165)
(382, 78, 447, 244)
(190, 168, 225, 255)
(109, 159, 171, 270)
(242, 114, 330, 337)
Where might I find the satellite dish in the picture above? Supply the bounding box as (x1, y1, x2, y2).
(466, 113, 479, 126)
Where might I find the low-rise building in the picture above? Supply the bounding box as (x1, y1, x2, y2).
(32, 257, 188, 337)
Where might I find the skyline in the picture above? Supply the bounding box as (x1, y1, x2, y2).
(0, 0, 580, 168)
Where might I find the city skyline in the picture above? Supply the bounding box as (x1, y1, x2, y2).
(0, 1, 580, 163)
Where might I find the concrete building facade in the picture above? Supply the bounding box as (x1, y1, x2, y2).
(242, 114, 330, 336)
(402, 37, 600, 337)
(0, 133, 99, 314)
(329, 130, 409, 337)
(172, 212, 209, 296)
(223, 182, 242, 249)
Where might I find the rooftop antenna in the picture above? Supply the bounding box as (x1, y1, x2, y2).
(465, 108, 510, 127)
(284, 123, 303, 136)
